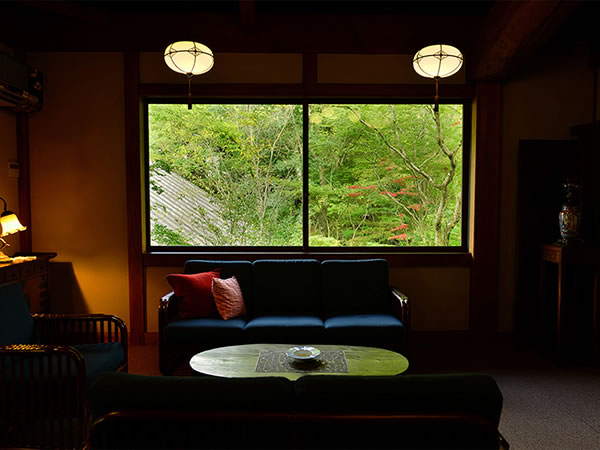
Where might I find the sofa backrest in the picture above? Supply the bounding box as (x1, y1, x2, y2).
(321, 259, 391, 316)
(251, 259, 321, 315)
(293, 373, 503, 428)
(181, 258, 393, 317)
(0, 282, 33, 345)
(89, 372, 294, 420)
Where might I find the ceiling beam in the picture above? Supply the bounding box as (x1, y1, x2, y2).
(470, 0, 582, 81)
(5, 6, 481, 54)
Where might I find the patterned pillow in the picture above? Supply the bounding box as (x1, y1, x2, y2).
(212, 276, 247, 320)
(166, 270, 221, 319)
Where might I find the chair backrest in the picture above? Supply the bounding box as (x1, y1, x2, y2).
(0, 282, 34, 345)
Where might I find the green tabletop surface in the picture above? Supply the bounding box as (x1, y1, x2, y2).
(189, 343, 409, 380)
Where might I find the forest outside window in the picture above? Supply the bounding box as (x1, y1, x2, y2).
(146, 101, 466, 251)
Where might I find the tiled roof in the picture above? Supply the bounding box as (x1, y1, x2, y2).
(149, 169, 225, 245)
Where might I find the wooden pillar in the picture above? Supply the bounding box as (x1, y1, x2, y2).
(469, 82, 502, 337)
(124, 52, 145, 345)
(16, 113, 32, 253)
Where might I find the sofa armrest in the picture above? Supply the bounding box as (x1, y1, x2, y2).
(159, 291, 180, 331)
(32, 314, 128, 371)
(159, 291, 183, 374)
(391, 287, 410, 330)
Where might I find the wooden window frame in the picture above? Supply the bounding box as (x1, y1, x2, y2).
(143, 99, 472, 256)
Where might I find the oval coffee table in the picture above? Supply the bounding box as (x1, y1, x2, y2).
(189, 343, 409, 381)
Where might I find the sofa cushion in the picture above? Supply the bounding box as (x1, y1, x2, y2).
(294, 373, 503, 427)
(0, 282, 34, 345)
(324, 314, 405, 346)
(321, 259, 391, 316)
(212, 276, 247, 320)
(185, 260, 254, 310)
(167, 270, 220, 318)
(164, 317, 247, 345)
(244, 315, 324, 342)
(89, 372, 295, 419)
(252, 260, 321, 315)
(73, 343, 125, 384)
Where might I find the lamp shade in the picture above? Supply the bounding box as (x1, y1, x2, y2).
(0, 211, 26, 237)
(413, 44, 463, 79)
(164, 41, 214, 76)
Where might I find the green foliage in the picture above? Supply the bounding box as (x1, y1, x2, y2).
(308, 104, 463, 247)
(147, 102, 463, 248)
(149, 104, 302, 246)
(151, 223, 190, 246)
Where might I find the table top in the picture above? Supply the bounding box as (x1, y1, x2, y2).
(189, 343, 409, 381)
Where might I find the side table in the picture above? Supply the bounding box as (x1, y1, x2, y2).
(0, 252, 56, 313)
(539, 244, 600, 364)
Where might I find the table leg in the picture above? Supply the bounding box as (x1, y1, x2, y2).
(539, 258, 547, 350)
(593, 265, 600, 365)
(557, 260, 566, 364)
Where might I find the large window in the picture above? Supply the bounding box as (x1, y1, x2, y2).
(146, 101, 467, 251)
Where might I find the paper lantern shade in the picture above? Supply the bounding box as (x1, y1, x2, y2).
(413, 44, 463, 79)
(164, 41, 214, 76)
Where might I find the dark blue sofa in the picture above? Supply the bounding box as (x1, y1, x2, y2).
(159, 259, 410, 374)
(87, 371, 507, 449)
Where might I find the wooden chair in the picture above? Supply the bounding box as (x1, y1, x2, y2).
(0, 282, 127, 448)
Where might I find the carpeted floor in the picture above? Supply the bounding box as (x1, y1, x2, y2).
(128, 340, 600, 450)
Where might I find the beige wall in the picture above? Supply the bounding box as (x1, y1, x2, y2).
(498, 41, 596, 332)
(0, 110, 20, 254)
(27, 52, 130, 321)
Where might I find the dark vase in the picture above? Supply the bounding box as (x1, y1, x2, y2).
(558, 177, 582, 246)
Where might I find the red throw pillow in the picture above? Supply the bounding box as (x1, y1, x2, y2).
(166, 270, 221, 319)
(211, 276, 247, 320)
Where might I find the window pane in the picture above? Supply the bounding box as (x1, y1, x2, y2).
(308, 104, 463, 247)
(148, 104, 303, 246)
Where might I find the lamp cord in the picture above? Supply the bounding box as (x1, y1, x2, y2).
(434, 77, 440, 112)
(187, 74, 193, 110)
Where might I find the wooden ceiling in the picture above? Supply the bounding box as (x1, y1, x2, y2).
(2, 0, 592, 81)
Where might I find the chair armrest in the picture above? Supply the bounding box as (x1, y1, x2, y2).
(391, 287, 410, 330)
(32, 314, 128, 371)
(0, 344, 89, 448)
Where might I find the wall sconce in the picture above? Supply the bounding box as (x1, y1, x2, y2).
(413, 44, 463, 112)
(164, 41, 214, 110)
(0, 197, 26, 263)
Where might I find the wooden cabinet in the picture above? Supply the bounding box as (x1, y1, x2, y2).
(0, 253, 55, 313)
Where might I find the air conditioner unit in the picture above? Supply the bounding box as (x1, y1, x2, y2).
(0, 53, 43, 112)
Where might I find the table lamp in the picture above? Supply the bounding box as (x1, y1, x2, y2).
(0, 197, 26, 262)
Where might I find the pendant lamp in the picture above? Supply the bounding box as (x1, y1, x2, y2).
(164, 41, 214, 109)
(413, 44, 463, 112)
